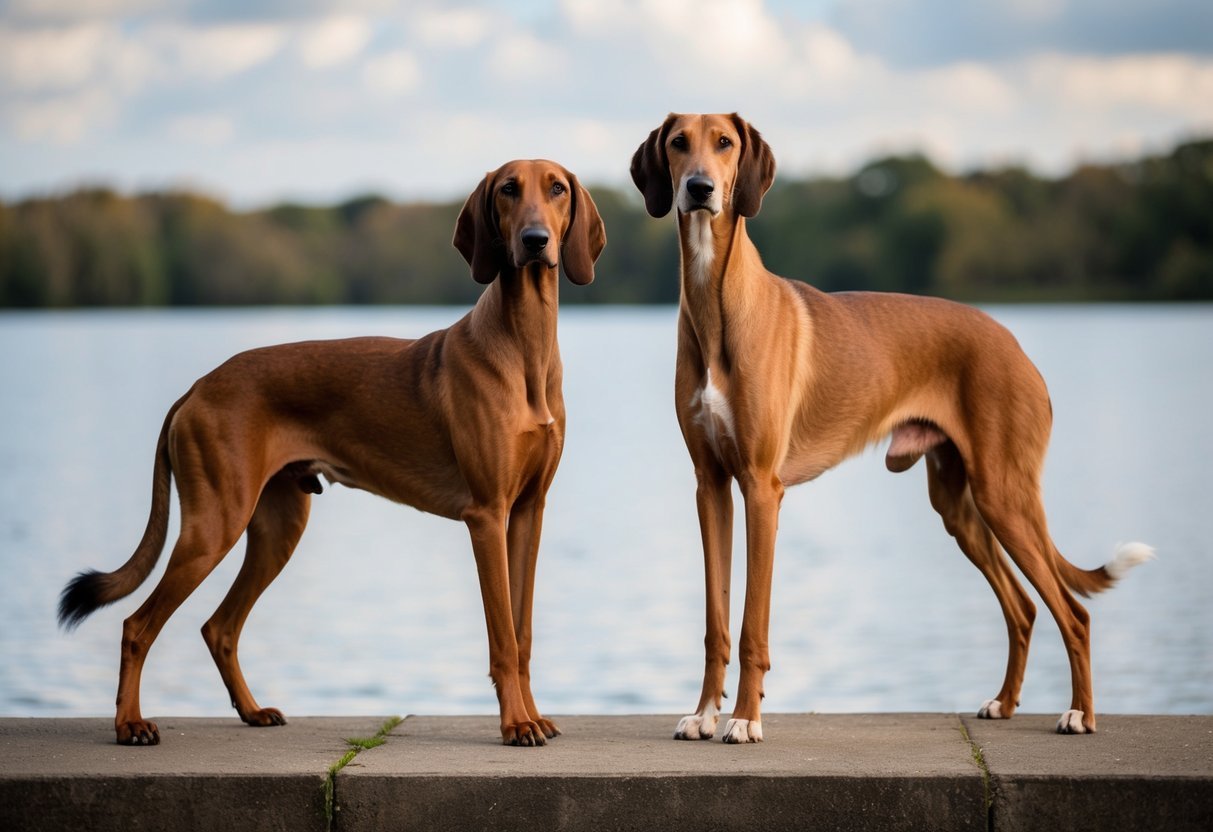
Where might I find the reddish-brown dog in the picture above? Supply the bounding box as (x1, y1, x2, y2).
(631, 113, 1151, 743)
(60, 160, 605, 747)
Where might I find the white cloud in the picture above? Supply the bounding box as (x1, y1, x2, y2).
(0, 18, 284, 147)
(0, 20, 285, 94)
(489, 31, 570, 82)
(565, 0, 790, 76)
(362, 50, 420, 96)
(3, 1, 1213, 202)
(570, 118, 617, 156)
(1, 0, 162, 21)
(8, 87, 116, 144)
(0, 23, 149, 92)
(0, 24, 102, 91)
(831, 0, 1213, 68)
(920, 62, 1020, 116)
(801, 23, 862, 80)
(158, 22, 287, 81)
(165, 113, 235, 146)
(297, 14, 371, 69)
(414, 8, 493, 50)
(1029, 52, 1213, 117)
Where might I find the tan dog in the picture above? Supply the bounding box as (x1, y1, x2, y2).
(631, 113, 1151, 742)
(59, 160, 605, 747)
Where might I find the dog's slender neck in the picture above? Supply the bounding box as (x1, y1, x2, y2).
(676, 208, 763, 381)
(472, 261, 562, 423)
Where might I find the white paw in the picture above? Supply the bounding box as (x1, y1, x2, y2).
(1056, 709, 1089, 734)
(674, 704, 719, 740)
(978, 699, 1004, 719)
(721, 718, 763, 744)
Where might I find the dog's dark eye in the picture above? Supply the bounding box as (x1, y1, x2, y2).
(551, 182, 566, 196)
(501, 181, 518, 197)
(671, 134, 688, 151)
(719, 135, 733, 149)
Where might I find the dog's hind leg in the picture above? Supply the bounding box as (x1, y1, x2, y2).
(926, 442, 1036, 722)
(202, 470, 310, 727)
(114, 502, 252, 745)
(969, 466, 1097, 733)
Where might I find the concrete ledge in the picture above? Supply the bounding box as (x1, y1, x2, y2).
(0, 716, 378, 832)
(964, 714, 1213, 832)
(341, 714, 982, 831)
(2, 714, 1209, 831)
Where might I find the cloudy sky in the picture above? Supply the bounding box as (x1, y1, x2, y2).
(2, 0, 1211, 206)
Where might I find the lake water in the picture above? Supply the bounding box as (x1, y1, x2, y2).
(1, 305, 1210, 721)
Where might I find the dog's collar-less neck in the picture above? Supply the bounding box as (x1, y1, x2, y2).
(497, 259, 560, 308)
(676, 209, 748, 289)
(477, 260, 560, 332)
(504, 263, 561, 425)
(470, 264, 562, 423)
(676, 209, 757, 381)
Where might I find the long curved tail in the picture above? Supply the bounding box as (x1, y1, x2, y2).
(1057, 541, 1155, 598)
(58, 398, 183, 630)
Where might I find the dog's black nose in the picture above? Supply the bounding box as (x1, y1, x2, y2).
(521, 227, 549, 254)
(686, 176, 715, 203)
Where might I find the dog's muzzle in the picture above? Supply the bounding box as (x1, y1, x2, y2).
(680, 174, 720, 214)
(516, 226, 556, 267)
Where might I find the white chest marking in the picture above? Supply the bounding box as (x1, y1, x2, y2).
(687, 212, 714, 284)
(692, 368, 735, 455)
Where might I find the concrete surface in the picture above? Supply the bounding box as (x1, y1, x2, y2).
(1, 714, 1209, 831)
(963, 714, 1213, 832)
(0, 716, 382, 832)
(341, 713, 984, 831)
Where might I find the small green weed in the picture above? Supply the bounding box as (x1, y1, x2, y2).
(323, 716, 403, 829)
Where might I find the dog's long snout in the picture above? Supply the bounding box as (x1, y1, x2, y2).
(521, 226, 550, 255)
(686, 175, 715, 204)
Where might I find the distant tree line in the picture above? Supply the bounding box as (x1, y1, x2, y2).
(2, 138, 1211, 307)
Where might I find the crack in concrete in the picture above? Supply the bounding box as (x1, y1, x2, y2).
(323, 716, 404, 831)
(957, 716, 994, 832)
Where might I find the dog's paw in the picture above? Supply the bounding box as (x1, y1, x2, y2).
(673, 713, 716, 740)
(502, 720, 547, 747)
(674, 705, 719, 740)
(116, 719, 160, 746)
(535, 717, 562, 740)
(1056, 710, 1093, 734)
(978, 699, 1005, 719)
(242, 708, 287, 727)
(721, 718, 763, 744)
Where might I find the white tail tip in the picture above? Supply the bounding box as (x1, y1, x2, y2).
(1106, 541, 1155, 581)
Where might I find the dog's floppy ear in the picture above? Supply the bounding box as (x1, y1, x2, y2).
(453, 168, 502, 284)
(630, 114, 676, 218)
(730, 113, 776, 218)
(561, 171, 606, 286)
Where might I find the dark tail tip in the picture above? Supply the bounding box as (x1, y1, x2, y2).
(58, 570, 108, 630)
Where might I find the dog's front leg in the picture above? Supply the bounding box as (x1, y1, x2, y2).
(675, 463, 734, 740)
(506, 494, 560, 739)
(465, 502, 546, 747)
(724, 470, 783, 744)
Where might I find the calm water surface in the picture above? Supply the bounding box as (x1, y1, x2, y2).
(1, 305, 1210, 719)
